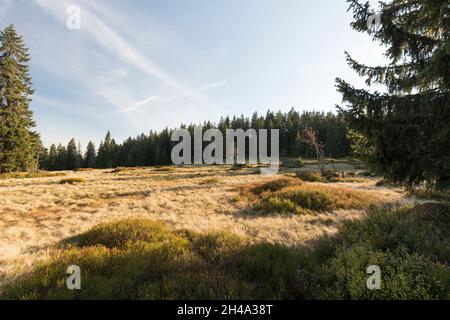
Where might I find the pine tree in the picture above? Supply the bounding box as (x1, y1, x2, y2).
(66, 138, 78, 170)
(56, 144, 66, 170)
(0, 25, 42, 173)
(47, 144, 58, 171)
(97, 131, 116, 168)
(84, 141, 96, 168)
(337, 0, 450, 187)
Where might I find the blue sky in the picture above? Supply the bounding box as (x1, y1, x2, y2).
(0, 0, 385, 148)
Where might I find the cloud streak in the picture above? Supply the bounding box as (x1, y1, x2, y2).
(125, 79, 228, 113)
(31, 0, 226, 130)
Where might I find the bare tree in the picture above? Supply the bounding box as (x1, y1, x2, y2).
(303, 127, 326, 176)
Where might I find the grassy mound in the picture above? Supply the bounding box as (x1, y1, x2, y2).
(295, 171, 324, 182)
(249, 177, 301, 195)
(2, 203, 449, 300)
(245, 178, 381, 215)
(409, 188, 450, 202)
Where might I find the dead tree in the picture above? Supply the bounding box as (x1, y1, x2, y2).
(303, 127, 326, 176)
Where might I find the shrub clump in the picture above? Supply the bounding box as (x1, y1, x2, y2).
(281, 158, 304, 168)
(295, 171, 324, 182)
(409, 188, 450, 202)
(254, 184, 381, 215)
(249, 177, 301, 195)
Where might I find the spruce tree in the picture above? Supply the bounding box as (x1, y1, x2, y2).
(84, 141, 96, 168)
(337, 0, 450, 187)
(0, 25, 42, 173)
(47, 144, 58, 171)
(56, 144, 66, 170)
(66, 139, 78, 170)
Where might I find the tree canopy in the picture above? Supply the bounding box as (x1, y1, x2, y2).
(0, 25, 42, 173)
(337, 0, 450, 187)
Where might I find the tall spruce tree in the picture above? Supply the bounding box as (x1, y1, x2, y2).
(47, 144, 58, 171)
(66, 139, 78, 170)
(0, 25, 42, 173)
(337, 0, 450, 187)
(84, 141, 96, 168)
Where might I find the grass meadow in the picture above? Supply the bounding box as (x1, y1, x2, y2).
(0, 160, 448, 299)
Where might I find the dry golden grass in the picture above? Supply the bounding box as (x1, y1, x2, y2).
(0, 163, 420, 287)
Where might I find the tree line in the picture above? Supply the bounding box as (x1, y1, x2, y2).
(39, 109, 351, 170)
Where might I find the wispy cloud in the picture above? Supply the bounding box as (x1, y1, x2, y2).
(124, 79, 228, 113)
(32, 0, 179, 89)
(30, 0, 226, 130)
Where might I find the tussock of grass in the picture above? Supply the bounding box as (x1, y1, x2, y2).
(153, 166, 176, 172)
(111, 167, 146, 174)
(59, 178, 86, 185)
(295, 171, 324, 182)
(327, 177, 367, 183)
(74, 168, 95, 172)
(248, 177, 301, 195)
(257, 184, 380, 215)
(198, 178, 221, 185)
(0, 171, 66, 180)
(2, 203, 449, 299)
(229, 163, 252, 171)
(68, 220, 185, 249)
(281, 158, 304, 168)
(245, 178, 381, 215)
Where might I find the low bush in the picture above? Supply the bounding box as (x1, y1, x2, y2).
(198, 178, 221, 185)
(409, 188, 450, 202)
(254, 184, 381, 215)
(281, 158, 304, 168)
(249, 177, 301, 195)
(295, 171, 323, 182)
(154, 166, 176, 172)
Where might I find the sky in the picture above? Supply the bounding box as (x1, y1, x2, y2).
(0, 0, 386, 148)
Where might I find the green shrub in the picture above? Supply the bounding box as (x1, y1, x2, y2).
(355, 170, 373, 177)
(316, 246, 449, 299)
(282, 158, 304, 168)
(295, 171, 324, 182)
(69, 220, 187, 249)
(250, 177, 300, 195)
(227, 243, 306, 299)
(229, 163, 251, 171)
(198, 178, 221, 185)
(154, 166, 176, 172)
(255, 184, 380, 215)
(190, 231, 245, 263)
(410, 188, 450, 202)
